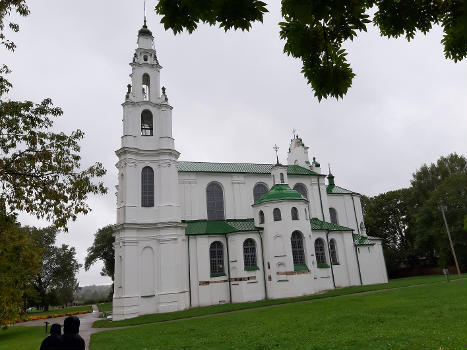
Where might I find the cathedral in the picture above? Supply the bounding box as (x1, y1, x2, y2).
(112, 21, 388, 321)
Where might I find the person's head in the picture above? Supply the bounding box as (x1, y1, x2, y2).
(63, 316, 80, 334)
(50, 323, 61, 335)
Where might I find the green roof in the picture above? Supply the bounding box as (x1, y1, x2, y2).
(326, 184, 357, 195)
(184, 219, 260, 236)
(138, 24, 152, 36)
(254, 184, 306, 205)
(353, 234, 375, 246)
(178, 161, 321, 176)
(310, 218, 353, 231)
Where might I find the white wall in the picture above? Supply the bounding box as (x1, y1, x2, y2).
(178, 172, 328, 221)
(357, 242, 388, 285)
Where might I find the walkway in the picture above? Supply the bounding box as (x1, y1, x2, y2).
(19, 305, 100, 350)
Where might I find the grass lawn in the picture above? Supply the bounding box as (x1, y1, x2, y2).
(97, 302, 112, 313)
(93, 273, 465, 328)
(0, 326, 44, 350)
(27, 304, 92, 317)
(90, 280, 466, 350)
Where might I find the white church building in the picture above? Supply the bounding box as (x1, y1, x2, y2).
(112, 22, 388, 321)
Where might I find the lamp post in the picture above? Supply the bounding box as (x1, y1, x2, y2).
(439, 205, 461, 278)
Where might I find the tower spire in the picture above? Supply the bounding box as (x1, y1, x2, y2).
(327, 163, 335, 186)
(273, 144, 280, 165)
(143, 0, 147, 27)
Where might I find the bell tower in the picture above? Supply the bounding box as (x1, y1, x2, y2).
(113, 20, 189, 320)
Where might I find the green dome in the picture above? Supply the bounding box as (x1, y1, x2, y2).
(138, 24, 152, 36)
(254, 184, 307, 205)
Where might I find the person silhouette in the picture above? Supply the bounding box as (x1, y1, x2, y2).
(60, 315, 85, 350)
(40, 323, 61, 350)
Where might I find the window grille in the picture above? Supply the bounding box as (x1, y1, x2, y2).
(293, 183, 308, 199)
(253, 183, 269, 203)
(209, 241, 224, 275)
(243, 239, 257, 268)
(141, 166, 154, 207)
(315, 238, 326, 265)
(280, 173, 285, 183)
(291, 231, 306, 265)
(206, 183, 225, 220)
(141, 110, 153, 136)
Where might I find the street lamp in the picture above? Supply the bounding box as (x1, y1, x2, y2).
(439, 205, 461, 278)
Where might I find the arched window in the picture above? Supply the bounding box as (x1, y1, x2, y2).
(291, 231, 306, 266)
(330, 239, 339, 264)
(280, 173, 285, 183)
(259, 210, 265, 224)
(141, 166, 154, 207)
(291, 207, 299, 220)
(293, 183, 308, 199)
(253, 183, 269, 203)
(206, 182, 225, 220)
(142, 73, 150, 101)
(141, 110, 153, 136)
(315, 238, 327, 265)
(243, 239, 257, 269)
(273, 208, 281, 221)
(209, 241, 224, 275)
(329, 207, 338, 224)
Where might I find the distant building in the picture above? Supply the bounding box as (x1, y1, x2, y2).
(113, 22, 388, 321)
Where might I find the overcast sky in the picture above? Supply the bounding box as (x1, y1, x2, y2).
(4, 1, 466, 286)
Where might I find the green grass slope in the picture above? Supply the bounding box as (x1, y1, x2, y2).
(90, 280, 466, 350)
(0, 326, 44, 350)
(93, 274, 464, 328)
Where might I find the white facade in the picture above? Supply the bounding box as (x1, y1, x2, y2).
(113, 23, 388, 320)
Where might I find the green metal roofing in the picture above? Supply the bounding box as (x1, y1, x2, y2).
(138, 24, 153, 36)
(326, 184, 357, 195)
(353, 234, 376, 246)
(310, 218, 353, 231)
(184, 219, 260, 236)
(254, 184, 306, 205)
(178, 161, 321, 176)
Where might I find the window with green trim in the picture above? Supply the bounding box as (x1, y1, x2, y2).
(294, 264, 308, 271)
(315, 238, 326, 265)
(243, 238, 257, 269)
(209, 241, 224, 275)
(291, 231, 306, 266)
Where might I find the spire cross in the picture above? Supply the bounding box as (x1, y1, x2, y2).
(273, 144, 280, 165)
(143, 0, 147, 26)
(292, 128, 297, 138)
(328, 163, 331, 174)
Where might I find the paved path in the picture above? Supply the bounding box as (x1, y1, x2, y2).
(19, 305, 100, 350)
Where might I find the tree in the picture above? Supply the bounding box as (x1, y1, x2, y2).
(410, 153, 466, 204)
(1, 0, 107, 230)
(0, 208, 39, 327)
(155, 0, 466, 100)
(85, 225, 115, 280)
(362, 188, 416, 274)
(414, 172, 466, 270)
(363, 153, 466, 275)
(29, 226, 81, 310)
